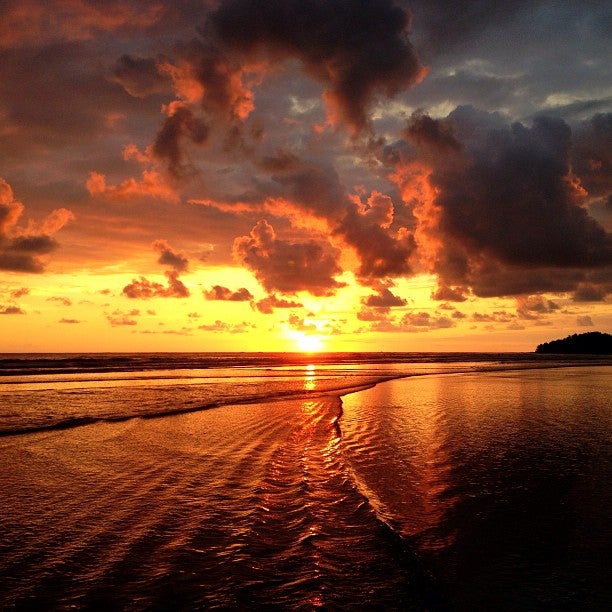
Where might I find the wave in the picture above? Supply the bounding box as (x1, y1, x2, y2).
(2, 350, 608, 377)
(0, 378, 389, 438)
(1, 356, 610, 438)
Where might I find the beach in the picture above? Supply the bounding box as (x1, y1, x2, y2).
(1, 356, 610, 609)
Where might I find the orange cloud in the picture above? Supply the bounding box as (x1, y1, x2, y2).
(0, 179, 24, 233)
(204, 285, 254, 301)
(516, 295, 559, 320)
(400, 311, 454, 330)
(106, 308, 140, 326)
(10, 287, 30, 299)
(122, 239, 190, 299)
(86, 170, 178, 203)
(233, 219, 346, 296)
(123, 270, 189, 299)
(0, 176, 73, 272)
(0, 305, 25, 315)
(0, 1, 163, 48)
(198, 320, 255, 333)
(431, 284, 468, 302)
(253, 294, 303, 314)
(153, 239, 189, 272)
(47, 296, 72, 307)
(362, 287, 407, 308)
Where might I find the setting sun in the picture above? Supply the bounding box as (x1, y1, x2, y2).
(292, 332, 324, 353)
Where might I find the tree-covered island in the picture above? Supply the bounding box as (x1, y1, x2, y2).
(535, 332, 612, 354)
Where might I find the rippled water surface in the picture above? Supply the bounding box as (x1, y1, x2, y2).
(0, 354, 610, 610)
(341, 367, 611, 610)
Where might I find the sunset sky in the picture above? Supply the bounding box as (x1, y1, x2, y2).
(1, 0, 610, 353)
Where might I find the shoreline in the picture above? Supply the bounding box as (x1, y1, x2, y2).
(1, 360, 610, 438)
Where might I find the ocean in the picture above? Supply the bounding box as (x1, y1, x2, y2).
(0, 352, 610, 610)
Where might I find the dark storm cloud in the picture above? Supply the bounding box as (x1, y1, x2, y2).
(516, 295, 559, 320)
(264, 154, 347, 221)
(112, 54, 172, 98)
(6, 235, 58, 254)
(573, 282, 609, 302)
(152, 103, 209, 177)
(168, 36, 255, 122)
(405, 111, 461, 153)
(233, 219, 345, 296)
(206, 0, 425, 131)
(214, 148, 419, 286)
(463, 262, 593, 298)
(399, 107, 612, 297)
(572, 113, 612, 204)
(218, 151, 418, 285)
(261, 153, 417, 279)
(335, 204, 415, 279)
(399, 0, 611, 128)
(407, 0, 536, 57)
(0, 252, 45, 273)
(0, 177, 72, 273)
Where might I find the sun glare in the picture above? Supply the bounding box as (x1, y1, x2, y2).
(294, 332, 324, 353)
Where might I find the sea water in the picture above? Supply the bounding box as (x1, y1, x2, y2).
(0, 353, 610, 610)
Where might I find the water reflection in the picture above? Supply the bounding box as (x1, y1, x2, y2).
(340, 368, 612, 610)
(340, 375, 457, 549)
(304, 364, 316, 391)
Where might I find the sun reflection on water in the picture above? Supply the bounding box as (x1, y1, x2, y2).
(304, 364, 316, 391)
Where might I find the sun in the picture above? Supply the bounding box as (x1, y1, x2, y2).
(293, 332, 324, 353)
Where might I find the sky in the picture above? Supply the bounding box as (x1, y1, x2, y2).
(0, 0, 610, 353)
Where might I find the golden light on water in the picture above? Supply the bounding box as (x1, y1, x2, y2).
(304, 364, 316, 391)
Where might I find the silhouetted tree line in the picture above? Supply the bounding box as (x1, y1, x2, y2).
(535, 332, 612, 354)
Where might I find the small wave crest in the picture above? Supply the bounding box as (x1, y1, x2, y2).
(0, 376, 390, 437)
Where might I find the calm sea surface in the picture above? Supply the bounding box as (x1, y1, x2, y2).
(0, 353, 610, 610)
